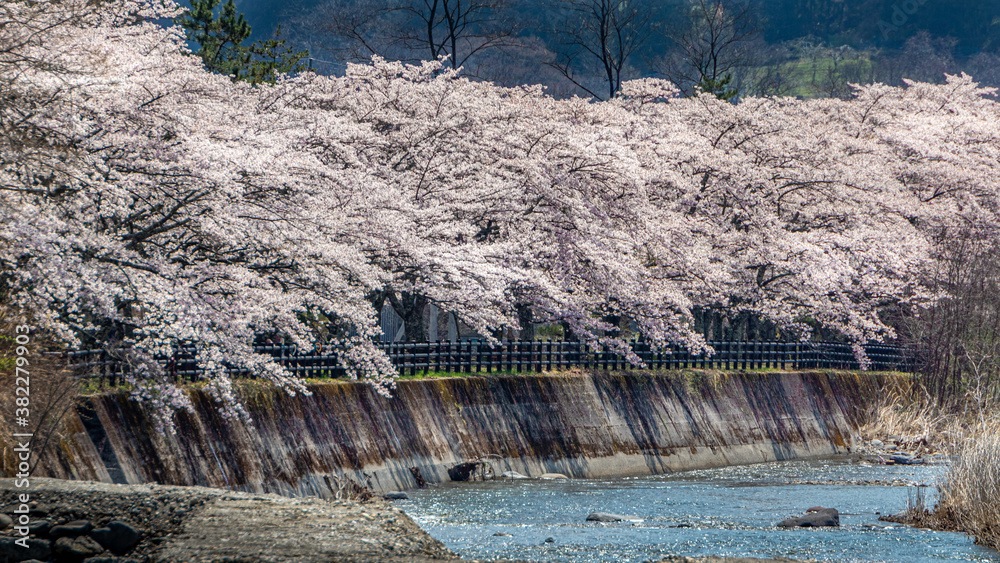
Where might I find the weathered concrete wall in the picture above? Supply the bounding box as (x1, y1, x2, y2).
(39, 370, 894, 495)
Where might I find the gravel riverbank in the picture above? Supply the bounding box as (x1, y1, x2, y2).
(0, 478, 456, 563)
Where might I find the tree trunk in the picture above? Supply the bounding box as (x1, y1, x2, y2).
(387, 291, 428, 342)
(517, 304, 534, 341)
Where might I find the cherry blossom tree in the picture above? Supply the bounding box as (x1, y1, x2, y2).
(0, 0, 396, 428)
(4, 0, 1000, 428)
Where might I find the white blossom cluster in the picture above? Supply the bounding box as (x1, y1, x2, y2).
(2, 0, 998, 429)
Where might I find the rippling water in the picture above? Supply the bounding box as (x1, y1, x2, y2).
(401, 458, 1000, 563)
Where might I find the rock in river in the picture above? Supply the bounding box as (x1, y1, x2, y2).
(501, 471, 529, 479)
(888, 455, 924, 465)
(383, 492, 409, 500)
(777, 507, 839, 528)
(539, 473, 568, 480)
(586, 512, 640, 523)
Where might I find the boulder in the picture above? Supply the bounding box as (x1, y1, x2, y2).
(383, 492, 409, 500)
(586, 512, 638, 523)
(51, 520, 94, 538)
(501, 471, 529, 479)
(870, 439, 884, 448)
(448, 461, 482, 482)
(492, 532, 512, 537)
(889, 455, 924, 465)
(27, 520, 51, 537)
(777, 507, 839, 528)
(0, 513, 13, 530)
(539, 473, 568, 480)
(0, 537, 53, 562)
(90, 521, 140, 555)
(54, 536, 105, 562)
(544, 537, 555, 543)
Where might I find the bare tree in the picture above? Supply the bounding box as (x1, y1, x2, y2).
(299, 0, 518, 72)
(735, 39, 798, 98)
(966, 51, 1000, 90)
(816, 45, 879, 99)
(548, 0, 654, 100)
(896, 225, 1000, 402)
(658, 0, 758, 99)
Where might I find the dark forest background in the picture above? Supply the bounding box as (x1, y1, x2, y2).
(209, 0, 1000, 99)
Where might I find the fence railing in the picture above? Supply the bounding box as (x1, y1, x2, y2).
(65, 340, 913, 383)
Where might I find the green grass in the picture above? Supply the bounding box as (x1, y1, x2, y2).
(71, 366, 909, 396)
(747, 54, 877, 99)
(78, 377, 134, 395)
(395, 369, 524, 380)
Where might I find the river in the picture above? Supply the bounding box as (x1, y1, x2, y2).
(401, 458, 999, 563)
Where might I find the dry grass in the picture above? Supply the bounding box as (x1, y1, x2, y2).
(858, 379, 972, 454)
(0, 304, 82, 478)
(874, 395, 1000, 549)
(933, 419, 1000, 549)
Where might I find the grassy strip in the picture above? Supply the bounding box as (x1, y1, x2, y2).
(80, 366, 908, 392)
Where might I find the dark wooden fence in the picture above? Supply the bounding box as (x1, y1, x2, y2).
(66, 340, 913, 383)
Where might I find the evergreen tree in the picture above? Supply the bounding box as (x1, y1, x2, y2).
(177, 0, 308, 83)
(696, 72, 738, 100)
(245, 26, 309, 84)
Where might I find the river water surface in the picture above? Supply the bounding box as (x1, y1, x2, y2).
(401, 458, 1000, 563)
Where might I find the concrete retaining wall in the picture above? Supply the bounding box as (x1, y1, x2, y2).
(37, 370, 892, 495)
